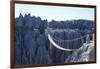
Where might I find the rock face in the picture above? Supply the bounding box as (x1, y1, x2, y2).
(15, 13, 94, 65)
(65, 41, 94, 62)
(15, 14, 50, 65)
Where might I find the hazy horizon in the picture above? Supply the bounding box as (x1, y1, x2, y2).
(15, 3, 95, 21)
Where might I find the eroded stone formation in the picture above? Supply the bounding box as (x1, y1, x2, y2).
(15, 13, 94, 65)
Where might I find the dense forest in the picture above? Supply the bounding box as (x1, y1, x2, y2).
(15, 13, 94, 65)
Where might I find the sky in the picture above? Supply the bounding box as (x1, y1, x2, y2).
(15, 3, 95, 21)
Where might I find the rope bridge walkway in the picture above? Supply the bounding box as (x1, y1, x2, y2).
(47, 28, 93, 52)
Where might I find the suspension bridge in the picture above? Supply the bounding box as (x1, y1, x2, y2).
(47, 28, 93, 52)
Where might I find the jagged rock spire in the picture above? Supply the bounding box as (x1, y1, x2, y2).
(19, 13, 23, 18)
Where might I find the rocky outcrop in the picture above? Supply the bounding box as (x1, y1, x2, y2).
(15, 13, 94, 65)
